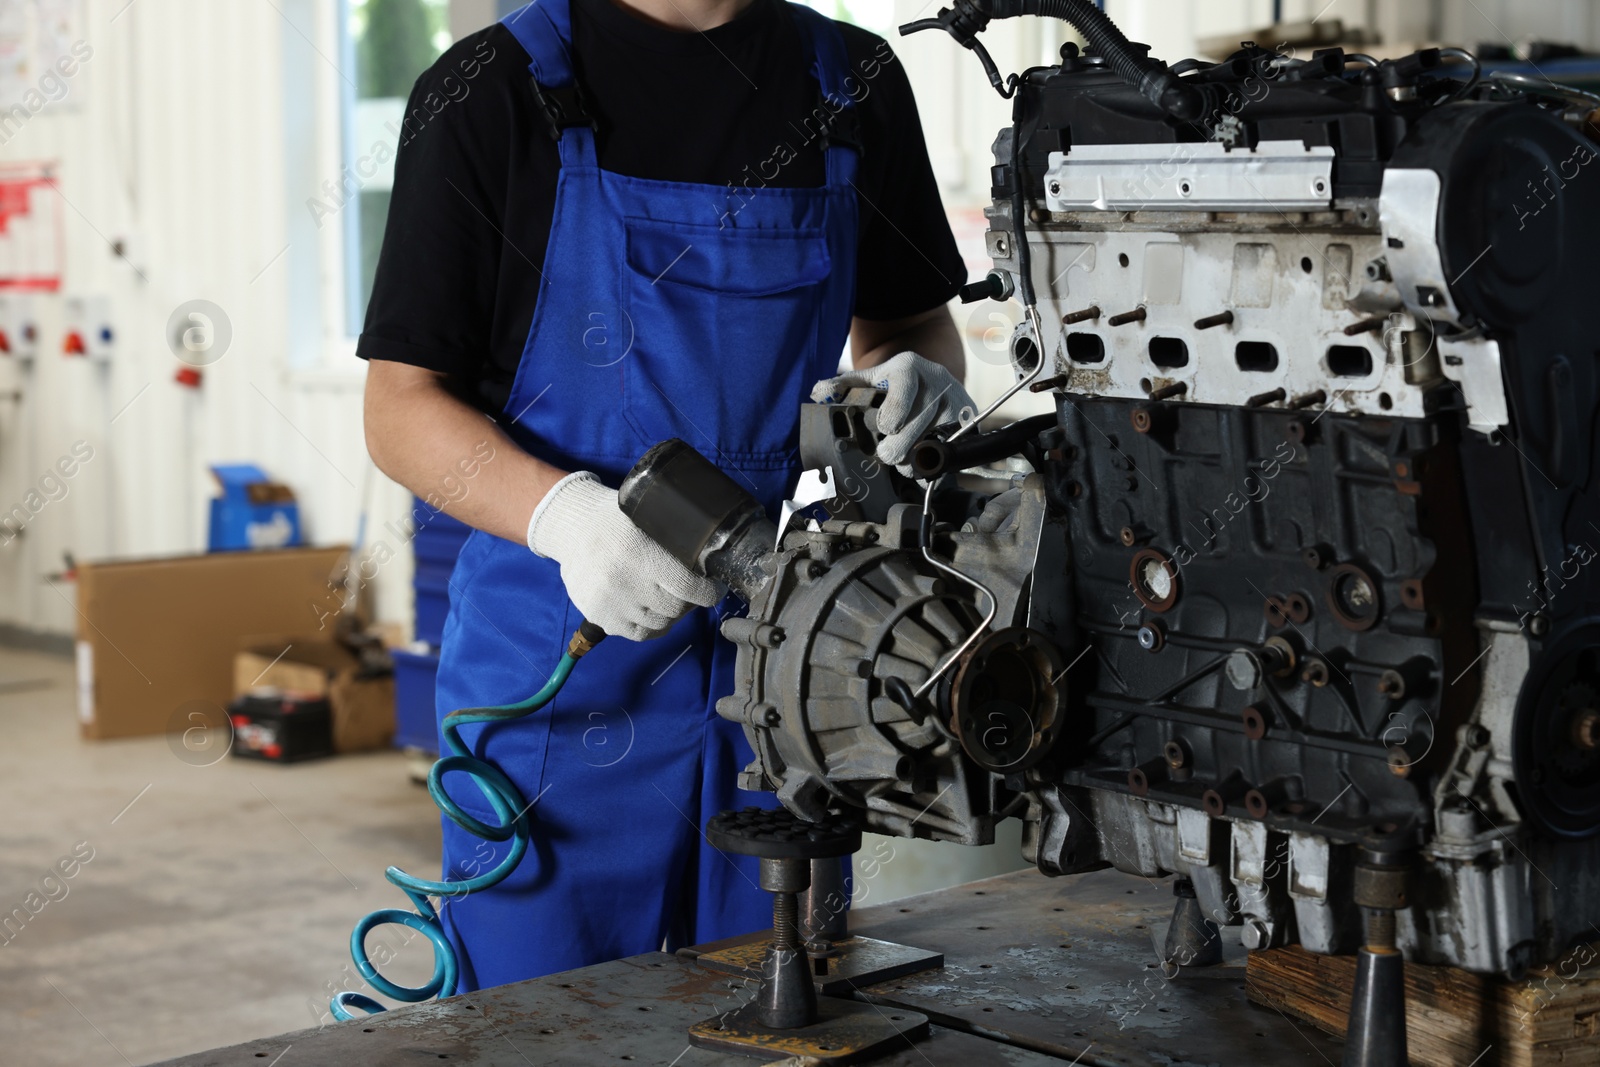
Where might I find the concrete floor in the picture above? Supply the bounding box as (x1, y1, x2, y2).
(0, 644, 1029, 1065)
(0, 645, 442, 1066)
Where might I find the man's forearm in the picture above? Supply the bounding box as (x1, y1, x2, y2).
(364, 361, 566, 544)
(850, 305, 964, 381)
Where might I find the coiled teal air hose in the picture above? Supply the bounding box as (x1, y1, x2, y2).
(331, 622, 605, 1021)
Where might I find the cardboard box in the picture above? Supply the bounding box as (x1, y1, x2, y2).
(234, 638, 394, 754)
(74, 547, 350, 740)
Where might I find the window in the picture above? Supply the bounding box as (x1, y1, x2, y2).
(794, 1, 893, 35)
(342, 0, 453, 332)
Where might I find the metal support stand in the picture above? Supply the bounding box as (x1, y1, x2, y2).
(801, 855, 850, 949)
(1342, 833, 1413, 1067)
(757, 855, 820, 1029)
(688, 808, 930, 1063)
(1162, 877, 1223, 973)
(696, 847, 943, 996)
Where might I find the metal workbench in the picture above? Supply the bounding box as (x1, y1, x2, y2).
(158, 867, 1344, 1065)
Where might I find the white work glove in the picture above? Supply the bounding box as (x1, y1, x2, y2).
(527, 471, 721, 642)
(810, 351, 976, 477)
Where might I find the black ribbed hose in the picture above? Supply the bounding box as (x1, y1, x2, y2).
(903, 0, 1204, 120)
(998, 0, 1202, 117)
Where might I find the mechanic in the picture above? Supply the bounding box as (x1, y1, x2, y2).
(359, 0, 971, 992)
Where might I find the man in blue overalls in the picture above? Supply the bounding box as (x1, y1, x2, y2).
(360, 0, 969, 992)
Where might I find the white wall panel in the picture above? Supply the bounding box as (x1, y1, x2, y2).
(0, 0, 415, 639)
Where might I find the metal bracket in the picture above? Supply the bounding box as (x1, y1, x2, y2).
(1043, 140, 1335, 213)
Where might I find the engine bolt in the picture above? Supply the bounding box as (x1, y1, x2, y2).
(1302, 659, 1331, 687)
(1137, 622, 1165, 652)
(1378, 670, 1406, 700)
(1241, 919, 1272, 950)
(1261, 638, 1295, 676)
(1225, 649, 1264, 691)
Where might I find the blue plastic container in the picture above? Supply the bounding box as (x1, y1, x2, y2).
(208, 464, 303, 551)
(392, 647, 441, 754)
(411, 499, 471, 647)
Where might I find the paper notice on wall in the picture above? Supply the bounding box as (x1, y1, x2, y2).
(0, 4, 28, 107)
(35, 0, 85, 111)
(36, 0, 84, 69)
(0, 0, 87, 112)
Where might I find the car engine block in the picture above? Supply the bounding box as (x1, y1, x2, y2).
(621, 0, 1600, 1001)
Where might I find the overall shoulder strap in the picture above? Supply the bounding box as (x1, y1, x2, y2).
(501, 0, 597, 167)
(785, 3, 861, 185)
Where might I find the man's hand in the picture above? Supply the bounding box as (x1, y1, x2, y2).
(811, 351, 976, 476)
(528, 472, 722, 641)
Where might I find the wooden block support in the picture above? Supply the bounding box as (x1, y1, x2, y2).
(1246, 943, 1600, 1067)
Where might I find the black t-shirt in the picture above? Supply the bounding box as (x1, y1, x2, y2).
(356, 0, 966, 415)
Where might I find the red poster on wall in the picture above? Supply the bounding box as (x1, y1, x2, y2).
(0, 162, 63, 292)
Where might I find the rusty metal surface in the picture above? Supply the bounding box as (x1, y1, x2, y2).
(688, 997, 928, 1063)
(847, 867, 1345, 1064)
(696, 934, 945, 996)
(153, 866, 1345, 1066)
(150, 952, 1062, 1067)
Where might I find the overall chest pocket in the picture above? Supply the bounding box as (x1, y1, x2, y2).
(621, 216, 835, 462)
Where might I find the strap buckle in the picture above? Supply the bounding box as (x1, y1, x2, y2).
(531, 79, 597, 141)
(817, 98, 863, 155)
